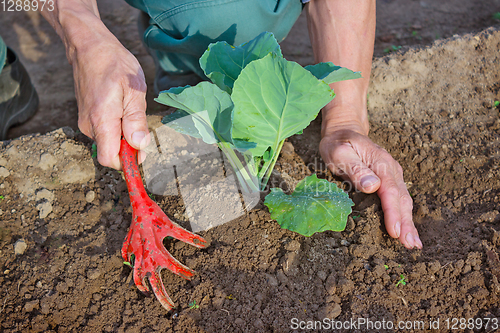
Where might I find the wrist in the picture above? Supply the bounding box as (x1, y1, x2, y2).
(321, 103, 369, 137)
(57, 5, 111, 65)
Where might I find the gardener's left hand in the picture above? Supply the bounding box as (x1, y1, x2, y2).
(320, 115, 423, 250)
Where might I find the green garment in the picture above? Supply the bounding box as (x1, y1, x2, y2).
(124, 0, 303, 77)
(0, 35, 6, 70)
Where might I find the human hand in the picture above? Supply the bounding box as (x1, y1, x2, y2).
(320, 121, 422, 249)
(71, 29, 150, 169)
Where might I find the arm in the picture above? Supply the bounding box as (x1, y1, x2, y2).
(37, 0, 149, 169)
(306, 0, 422, 249)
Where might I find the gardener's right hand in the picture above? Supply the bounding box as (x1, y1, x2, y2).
(73, 36, 150, 170)
(38, 0, 150, 170)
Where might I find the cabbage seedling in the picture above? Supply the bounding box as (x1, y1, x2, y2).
(157, 32, 356, 236)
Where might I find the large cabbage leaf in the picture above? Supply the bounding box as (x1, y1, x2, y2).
(199, 32, 282, 93)
(156, 82, 234, 145)
(231, 53, 335, 157)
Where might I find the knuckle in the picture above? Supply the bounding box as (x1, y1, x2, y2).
(350, 162, 365, 178)
(400, 193, 413, 208)
(124, 109, 147, 122)
(324, 161, 340, 174)
(97, 154, 110, 168)
(77, 119, 93, 139)
(88, 110, 104, 128)
(97, 153, 116, 170)
(395, 163, 404, 175)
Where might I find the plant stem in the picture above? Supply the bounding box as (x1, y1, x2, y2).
(259, 139, 285, 190)
(218, 142, 260, 193)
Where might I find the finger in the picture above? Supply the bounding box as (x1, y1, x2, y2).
(373, 161, 403, 239)
(91, 108, 122, 170)
(393, 171, 422, 249)
(376, 161, 422, 249)
(121, 76, 150, 152)
(330, 142, 381, 193)
(398, 188, 421, 249)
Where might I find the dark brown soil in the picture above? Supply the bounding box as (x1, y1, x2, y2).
(1, 1, 500, 332)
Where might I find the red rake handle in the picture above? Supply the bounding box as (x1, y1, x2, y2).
(119, 138, 148, 204)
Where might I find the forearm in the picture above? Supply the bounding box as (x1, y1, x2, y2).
(306, 0, 376, 135)
(35, 0, 115, 64)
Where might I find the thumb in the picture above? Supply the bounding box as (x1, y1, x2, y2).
(332, 143, 381, 193)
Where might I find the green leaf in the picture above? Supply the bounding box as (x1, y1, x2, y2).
(264, 174, 354, 237)
(157, 82, 234, 145)
(162, 109, 203, 139)
(231, 53, 334, 157)
(305, 62, 362, 84)
(199, 32, 283, 93)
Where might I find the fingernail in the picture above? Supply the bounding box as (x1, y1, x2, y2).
(405, 233, 414, 249)
(132, 131, 146, 148)
(361, 175, 379, 189)
(395, 221, 401, 238)
(415, 235, 423, 249)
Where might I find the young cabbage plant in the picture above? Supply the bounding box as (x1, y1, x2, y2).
(157, 32, 357, 236)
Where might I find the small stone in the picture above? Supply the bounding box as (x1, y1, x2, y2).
(0, 167, 10, 178)
(325, 273, 337, 295)
(265, 274, 279, 287)
(40, 299, 51, 315)
(254, 318, 264, 329)
(276, 270, 288, 284)
(326, 295, 341, 304)
(284, 240, 301, 252)
(56, 282, 68, 293)
(283, 251, 299, 276)
(317, 270, 327, 281)
(88, 269, 101, 280)
(36, 201, 53, 219)
(36, 281, 43, 288)
(85, 191, 96, 203)
(36, 189, 55, 202)
(24, 300, 40, 312)
(4, 269, 10, 274)
(340, 239, 350, 246)
(39, 153, 57, 171)
(317, 302, 341, 319)
(14, 239, 27, 255)
(235, 318, 245, 325)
